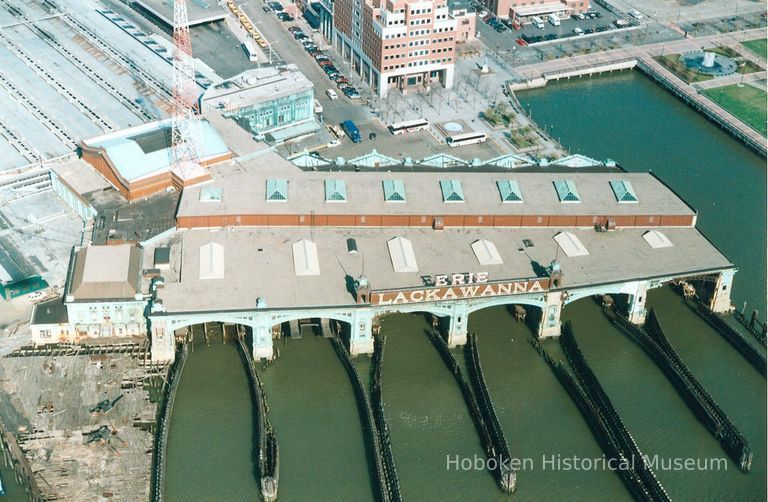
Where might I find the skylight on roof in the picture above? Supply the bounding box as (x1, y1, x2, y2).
(496, 180, 523, 203)
(553, 180, 581, 203)
(554, 231, 589, 257)
(643, 230, 673, 249)
(610, 180, 638, 203)
(266, 179, 288, 202)
(325, 179, 347, 202)
(383, 179, 406, 202)
(200, 187, 222, 202)
(440, 179, 464, 203)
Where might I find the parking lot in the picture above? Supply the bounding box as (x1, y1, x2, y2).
(478, 1, 634, 48)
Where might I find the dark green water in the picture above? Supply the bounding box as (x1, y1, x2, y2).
(257, 335, 374, 501)
(164, 71, 766, 501)
(518, 70, 766, 314)
(164, 342, 260, 501)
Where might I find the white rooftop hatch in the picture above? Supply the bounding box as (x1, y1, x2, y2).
(292, 239, 320, 276)
(471, 239, 503, 265)
(554, 231, 589, 257)
(387, 236, 418, 273)
(199, 242, 224, 280)
(643, 230, 673, 249)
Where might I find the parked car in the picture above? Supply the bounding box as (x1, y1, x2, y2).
(27, 291, 45, 302)
(263, 5, 271, 12)
(288, 25, 301, 32)
(573, 27, 584, 35)
(337, 82, 350, 90)
(333, 76, 350, 84)
(628, 9, 644, 20)
(318, 60, 334, 67)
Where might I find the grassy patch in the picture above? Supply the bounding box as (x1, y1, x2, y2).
(742, 38, 767, 59)
(654, 55, 713, 84)
(507, 126, 537, 149)
(702, 84, 767, 136)
(710, 46, 764, 74)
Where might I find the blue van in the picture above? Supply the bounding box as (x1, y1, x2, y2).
(340, 120, 361, 143)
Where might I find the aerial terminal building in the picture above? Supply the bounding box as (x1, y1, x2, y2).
(37, 116, 736, 364)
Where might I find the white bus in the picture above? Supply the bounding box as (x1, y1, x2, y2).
(242, 42, 258, 62)
(446, 132, 487, 147)
(388, 118, 430, 135)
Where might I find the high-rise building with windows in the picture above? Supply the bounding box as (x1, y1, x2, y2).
(333, 0, 459, 97)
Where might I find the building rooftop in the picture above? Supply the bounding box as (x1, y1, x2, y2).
(134, 0, 227, 27)
(67, 245, 142, 301)
(176, 157, 696, 221)
(199, 65, 313, 113)
(52, 159, 112, 196)
(151, 225, 732, 313)
(81, 119, 229, 184)
(31, 298, 69, 325)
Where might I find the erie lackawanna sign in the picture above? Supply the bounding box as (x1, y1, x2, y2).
(370, 277, 551, 305)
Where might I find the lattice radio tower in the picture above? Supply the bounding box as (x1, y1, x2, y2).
(171, 0, 199, 177)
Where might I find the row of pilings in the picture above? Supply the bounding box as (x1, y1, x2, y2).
(236, 331, 279, 502)
(331, 336, 391, 502)
(151, 343, 188, 502)
(734, 309, 767, 348)
(466, 333, 517, 493)
(371, 336, 403, 502)
(610, 308, 752, 471)
(687, 300, 766, 377)
(532, 324, 671, 502)
(426, 327, 515, 493)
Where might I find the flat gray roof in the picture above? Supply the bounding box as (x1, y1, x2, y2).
(152, 225, 732, 313)
(200, 66, 313, 112)
(52, 159, 112, 196)
(135, 0, 227, 27)
(176, 156, 695, 220)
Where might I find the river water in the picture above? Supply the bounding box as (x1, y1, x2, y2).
(163, 71, 766, 501)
